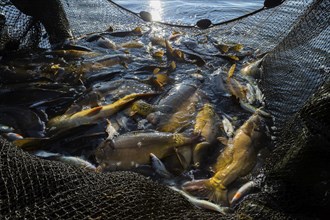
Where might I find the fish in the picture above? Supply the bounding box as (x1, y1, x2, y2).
(47, 49, 99, 59)
(34, 151, 96, 171)
(47, 93, 156, 131)
(0, 106, 46, 137)
(131, 84, 198, 124)
(239, 101, 271, 118)
(3, 132, 24, 141)
(246, 83, 256, 104)
(222, 116, 234, 138)
(150, 153, 173, 179)
(225, 64, 247, 101)
(152, 50, 165, 59)
(216, 43, 243, 54)
(80, 54, 132, 72)
(193, 103, 223, 168)
(240, 58, 264, 79)
(226, 78, 247, 101)
(182, 112, 265, 206)
(169, 187, 229, 214)
(14, 123, 104, 151)
(150, 35, 166, 47)
(120, 40, 144, 49)
(157, 92, 200, 133)
(85, 34, 117, 49)
(95, 131, 203, 171)
(109, 27, 143, 37)
(230, 181, 257, 206)
(95, 36, 117, 49)
(129, 100, 155, 117)
(165, 40, 185, 62)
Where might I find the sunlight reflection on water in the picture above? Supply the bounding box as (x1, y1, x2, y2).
(149, 0, 163, 21)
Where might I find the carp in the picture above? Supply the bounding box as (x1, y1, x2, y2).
(95, 131, 203, 171)
(182, 112, 265, 206)
(193, 103, 223, 168)
(48, 93, 156, 131)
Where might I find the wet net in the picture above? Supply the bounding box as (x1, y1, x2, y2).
(1, 0, 329, 219)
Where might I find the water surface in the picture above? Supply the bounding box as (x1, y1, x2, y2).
(113, 0, 264, 24)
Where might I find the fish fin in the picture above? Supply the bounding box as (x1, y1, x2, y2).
(13, 138, 48, 151)
(65, 104, 83, 115)
(85, 106, 103, 117)
(174, 147, 189, 170)
(150, 153, 173, 178)
(182, 179, 229, 206)
(217, 137, 228, 146)
(105, 119, 119, 140)
(227, 64, 236, 79)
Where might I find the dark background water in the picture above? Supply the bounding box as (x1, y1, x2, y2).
(113, 0, 264, 24)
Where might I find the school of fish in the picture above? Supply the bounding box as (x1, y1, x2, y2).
(0, 24, 272, 213)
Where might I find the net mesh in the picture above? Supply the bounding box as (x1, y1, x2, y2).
(0, 0, 329, 218)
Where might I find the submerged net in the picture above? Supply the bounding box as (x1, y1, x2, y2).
(1, 0, 329, 218)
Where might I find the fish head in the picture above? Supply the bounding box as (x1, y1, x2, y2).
(130, 100, 154, 116)
(242, 113, 266, 141)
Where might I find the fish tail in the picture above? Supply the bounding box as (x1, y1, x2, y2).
(182, 179, 229, 206)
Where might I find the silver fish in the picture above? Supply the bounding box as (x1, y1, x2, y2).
(169, 186, 229, 214)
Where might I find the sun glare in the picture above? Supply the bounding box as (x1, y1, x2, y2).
(149, 0, 163, 21)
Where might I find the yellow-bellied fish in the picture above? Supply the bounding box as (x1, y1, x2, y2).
(183, 112, 265, 206)
(193, 103, 223, 168)
(48, 93, 156, 131)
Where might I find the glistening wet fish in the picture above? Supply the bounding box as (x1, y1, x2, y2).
(34, 151, 96, 171)
(230, 181, 258, 206)
(95, 131, 203, 171)
(170, 187, 229, 214)
(240, 58, 264, 79)
(48, 93, 157, 131)
(150, 153, 173, 179)
(109, 27, 143, 37)
(193, 103, 223, 168)
(182, 112, 265, 206)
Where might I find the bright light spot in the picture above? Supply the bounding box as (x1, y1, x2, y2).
(149, 0, 163, 21)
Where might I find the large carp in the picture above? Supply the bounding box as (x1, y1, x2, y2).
(193, 103, 223, 168)
(95, 131, 203, 171)
(130, 83, 200, 132)
(182, 112, 265, 206)
(48, 93, 155, 131)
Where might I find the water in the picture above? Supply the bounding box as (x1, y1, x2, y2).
(113, 0, 264, 24)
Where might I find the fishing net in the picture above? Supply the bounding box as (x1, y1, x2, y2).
(1, 0, 329, 219)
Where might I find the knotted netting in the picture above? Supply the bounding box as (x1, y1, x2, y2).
(0, 0, 329, 219)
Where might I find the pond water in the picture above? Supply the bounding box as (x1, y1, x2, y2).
(113, 0, 264, 24)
